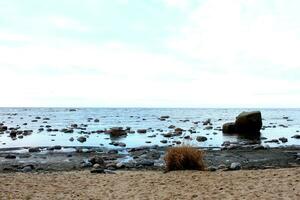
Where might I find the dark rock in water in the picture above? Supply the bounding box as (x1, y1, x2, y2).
(9, 131, 17, 138)
(28, 147, 41, 153)
(203, 119, 212, 126)
(108, 149, 118, 154)
(168, 125, 175, 129)
(222, 111, 262, 134)
(265, 139, 279, 143)
(94, 119, 100, 123)
(5, 154, 16, 159)
(160, 140, 168, 144)
(137, 129, 147, 134)
(77, 136, 87, 143)
(162, 132, 173, 138)
(291, 134, 300, 139)
(0, 126, 8, 131)
(174, 128, 184, 132)
(160, 115, 170, 119)
(196, 136, 208, 142)
(204, 126, 213, 130)
(69, 137, 74, 142)
(89, 156, 105, 165)
(106, 127, 127, 137)
(69, 109, 77, 112)
(31, 120, 38, 122)
(222, 122, 236, 133)
(235, 111, 262, 133)
(52, 145, 62, 150)
(61, 128, 74, 133)
(230, 162, 241, 170)
(278, 137, 288, 143)
(184, 135, 191, 139)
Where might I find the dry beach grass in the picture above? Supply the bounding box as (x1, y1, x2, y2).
(0, 168, 299, 200)
(164, 146, 205, 172)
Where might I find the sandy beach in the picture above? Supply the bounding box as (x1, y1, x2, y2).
(0, 167, 299, 200)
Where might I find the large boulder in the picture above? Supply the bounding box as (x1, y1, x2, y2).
(235, 111, 262, 133)
(222, 122, 236, 133)
(222, 111, 262, 134)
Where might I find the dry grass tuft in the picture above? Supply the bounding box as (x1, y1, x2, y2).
(164, 146, 205, 172)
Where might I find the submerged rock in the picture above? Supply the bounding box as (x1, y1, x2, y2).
(196, 136, 208, 142)
(77, 136, 87, 143)
(292, 134, 300, 139)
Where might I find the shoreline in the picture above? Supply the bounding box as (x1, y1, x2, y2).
(0, 145, 299, 173)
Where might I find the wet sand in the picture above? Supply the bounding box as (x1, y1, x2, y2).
(0, 168, 299, 200)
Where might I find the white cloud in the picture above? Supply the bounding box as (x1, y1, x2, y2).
(163, 0, 190, 10)
(48, 16, 89, 32)
(167, 0, 300, 72)
(0, 30, 31, 42)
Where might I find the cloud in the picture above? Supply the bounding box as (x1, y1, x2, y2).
(0, 30, 31, 42)
(166, 0, 300, 75)
(48, 16, 89, 32)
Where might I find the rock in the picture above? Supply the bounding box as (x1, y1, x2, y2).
(196, 136, 207, 142)
(136, 159, 154, 167)
(207, 166, 217, 171)
(28, 147, 41, 153)
(69, 109, 77, 112)
(160, 115, 170, 119)
(204, 126, 213, 130)
(278, 137, 288, 143)
(94, 119, 100, 123)
(265, 139, 279, 143)
(89, 156, 105, 165)
(230, 162, 241, 170)
(81, 162, 93, 168)
(108, 149, 118, 154)
(77, 136, 87, 143)
(160, 140, 168, 144)
(106, 127, 127, 137)
(291, 134, 300, 139)
(90, 168, 105, 173)
(137, 129, 147, 134)
(0, 126, 8, 131)
(235, 111, 262, 133)
(253, 144, 265, 150)
(203, 119, 212, 125)
(218, 164, 226, 169)
(116, 162, 125, 168)
(168, 125, 175, 129)
(69, 137, 74, 142)
(5, 154, 16, 159)
(21, 165, 34, 172)
(222, 122, 236, 133)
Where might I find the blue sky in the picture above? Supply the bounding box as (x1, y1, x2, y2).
(0, 0, 300, 107)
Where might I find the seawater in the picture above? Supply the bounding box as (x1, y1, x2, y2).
(0, 108, 299, 149)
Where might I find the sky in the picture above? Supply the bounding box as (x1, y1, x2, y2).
(0, 0, 300, 108)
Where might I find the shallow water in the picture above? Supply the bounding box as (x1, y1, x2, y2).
(0, 108, 299, 149)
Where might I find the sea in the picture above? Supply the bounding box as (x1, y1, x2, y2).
(0, 108, 299, 149)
